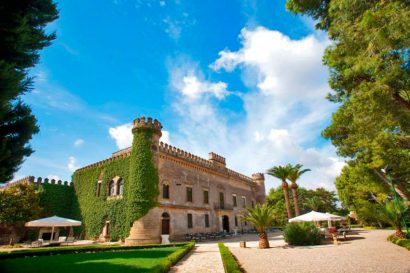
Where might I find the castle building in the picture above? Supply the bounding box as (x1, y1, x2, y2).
(73, 116, 266, 245)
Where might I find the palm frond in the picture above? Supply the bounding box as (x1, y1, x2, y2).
(266, 164, 293, 181)
(242, 203, 276, 233)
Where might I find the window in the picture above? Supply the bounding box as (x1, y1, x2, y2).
(186, 187, 193, 202)
(235, 216, 238, 227)
(161, 212, 170, 235)
(232, 195, 237, 207)
(116, 179, 123, 195)
(251, 201, 254, 208)
(96, 181, 102, 197)
(242, 196, 246, 208)
(219, 192, 225, 209)
(108, 180, 115, 196)
(163, 184, 170, 199)
(187, 213, 193, 229)
(203, 190, 209, 204)
(205, 214, 210, 228)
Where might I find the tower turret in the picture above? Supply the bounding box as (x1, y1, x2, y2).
(125, 116, 163, 245)
(252, 173, 266, 203)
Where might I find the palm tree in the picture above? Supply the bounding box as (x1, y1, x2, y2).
(267, 164, 293, 219)
(288, 164, 311, 216)
(243, 203, 276, 248)
(383, 200, 408, 238)
(304, 196, 322, 211)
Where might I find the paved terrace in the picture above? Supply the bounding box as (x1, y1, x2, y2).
(170, 229, 410, 273)
(229, 229, 410, 273)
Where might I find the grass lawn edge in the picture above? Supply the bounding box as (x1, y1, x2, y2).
(218, 242, 243, 273)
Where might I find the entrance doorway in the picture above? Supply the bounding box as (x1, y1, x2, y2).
(161, 212, 170, 235)
(222, 215, 230, 232)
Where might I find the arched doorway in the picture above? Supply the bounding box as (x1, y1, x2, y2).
(161, 212, 170, 235)
(222, 215, 230, 232)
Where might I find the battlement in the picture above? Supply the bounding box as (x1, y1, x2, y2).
(208, 152, 226, 166)
(159, 142, 254, 183)
(4, 176, 72, 189)
(251, 173, 265, 180)
(76, 151, 130, 172)
(132, 116, 162, 133)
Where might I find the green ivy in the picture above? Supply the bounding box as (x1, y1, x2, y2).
(71, 126, 160, 241)
(37, 184, 76, 218)
(72, 157, 130, 241)
(126, 127, 159, 226)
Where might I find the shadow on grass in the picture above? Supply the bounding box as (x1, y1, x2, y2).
(0, 248, 179, 273)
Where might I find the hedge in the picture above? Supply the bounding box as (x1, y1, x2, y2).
(0, 242, 192, 260)
(218, 242, 242, 273)
(387, 234, 410, 251)
(152, 241, 195, 273)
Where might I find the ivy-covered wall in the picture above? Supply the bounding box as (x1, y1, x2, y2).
(126, 127, 159, 225)
(72, 157, 131, 241)
(37, 184, 76, 218)
(71, 121, 161, 241)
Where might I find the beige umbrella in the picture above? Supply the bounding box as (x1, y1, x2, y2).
(26, 216, 81, 241)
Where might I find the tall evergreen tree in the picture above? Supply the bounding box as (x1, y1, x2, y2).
(286, 0, 410, 201)
(0, 0, 58, 182)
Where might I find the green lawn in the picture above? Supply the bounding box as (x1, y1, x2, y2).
(0, 246, 181, 273)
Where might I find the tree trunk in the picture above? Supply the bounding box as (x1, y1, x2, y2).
(291, 182, 299, 216)
(258, 231, 270, 249)
(282, 181, 292, 219)
(395, 230, 407, 239)
(373, 169, 409, 200)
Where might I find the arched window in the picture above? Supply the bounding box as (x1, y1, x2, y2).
(162, 184, 170, 199)
(96, 180, 102, 197)
(108, 180, 115, 196)
(117, 178, 123, 195)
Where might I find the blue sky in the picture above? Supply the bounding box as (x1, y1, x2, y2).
(16, 0, 344, 191)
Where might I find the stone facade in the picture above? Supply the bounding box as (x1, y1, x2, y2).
(77, 116, 266, 244)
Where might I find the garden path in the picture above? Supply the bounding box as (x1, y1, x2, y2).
(169, 242, 224, 273)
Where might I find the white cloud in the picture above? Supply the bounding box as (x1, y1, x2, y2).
(161, 130, 171, 144)
(74, 139, 84, 147)
(180, 75, 230, 100)
(167, 27, 344, 191)
(168, 58, 233, 101)
(109, 123, 171, 149)
(109, 123, 133, 150)
(67, 156, 78, 172)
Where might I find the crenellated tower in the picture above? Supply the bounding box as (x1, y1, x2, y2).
(125, 116, 163, 245)
(252, 173, 266, 203)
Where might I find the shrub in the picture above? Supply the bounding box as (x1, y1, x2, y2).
(283, 222, 322, 246)
(152, 242, 195, 273)
(0, 242, 192, 260)
(218, 242, 242, 273)
(387, 234, 410, 251)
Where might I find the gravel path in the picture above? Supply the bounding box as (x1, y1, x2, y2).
(169, 243, 224, 273)
(230, 230, 410, 273)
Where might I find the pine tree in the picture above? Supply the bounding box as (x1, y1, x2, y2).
(0, 0, 58, 182)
